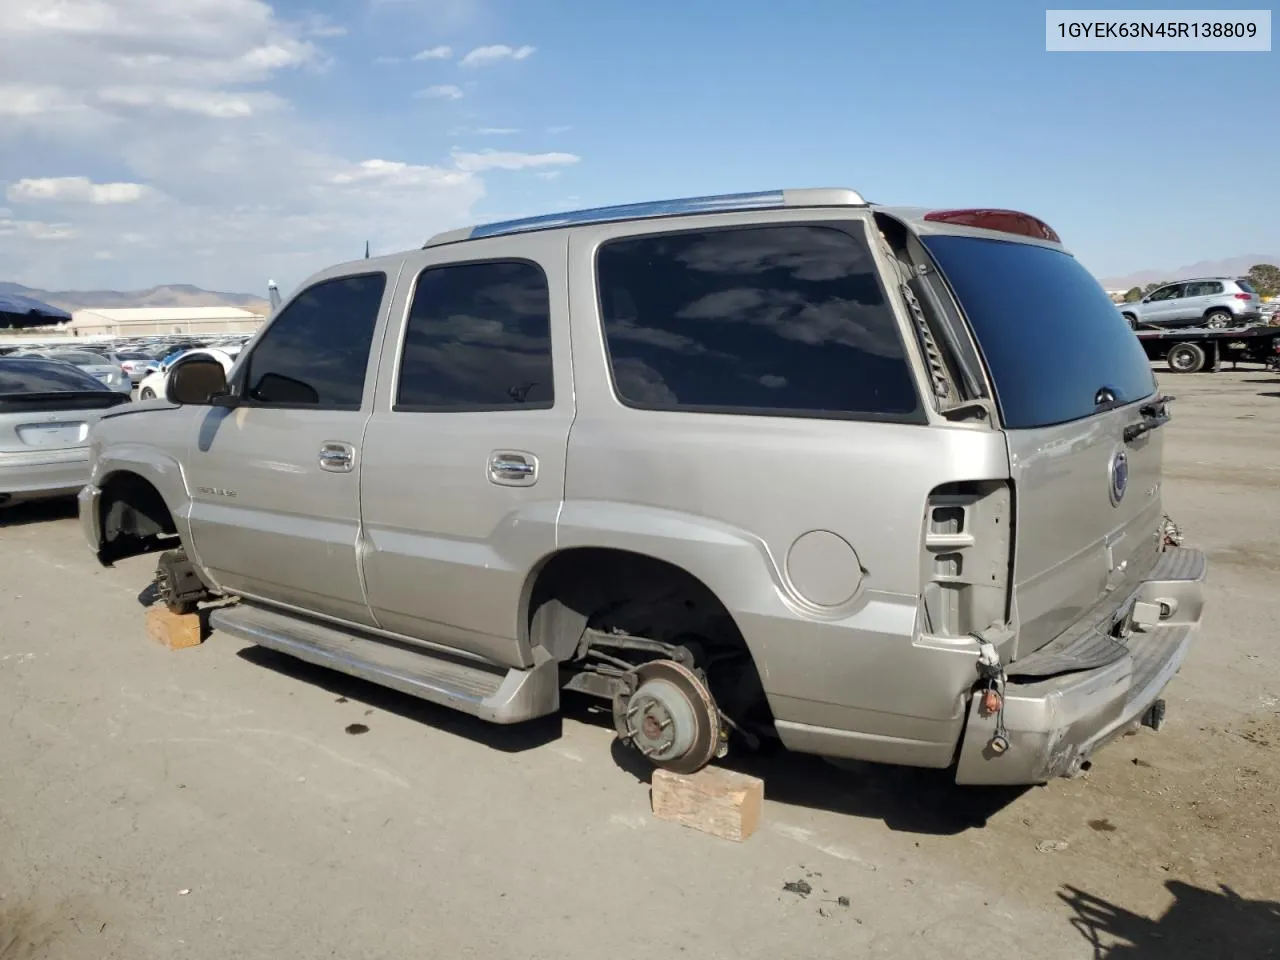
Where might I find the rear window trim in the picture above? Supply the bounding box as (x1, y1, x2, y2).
(591, 219, 928, 426)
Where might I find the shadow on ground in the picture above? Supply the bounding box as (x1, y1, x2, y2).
(1061, 881, 1280, 959)
(235, 645, 564, 754)
(234, 641, 1022, 836)
(0, 498, 77, 528)
(607, 731, 1025, 836)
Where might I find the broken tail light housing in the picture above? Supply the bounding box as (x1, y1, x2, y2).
(923, 209, 1061, 244)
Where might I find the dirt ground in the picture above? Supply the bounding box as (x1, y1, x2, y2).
(1, 369, 1277, 960)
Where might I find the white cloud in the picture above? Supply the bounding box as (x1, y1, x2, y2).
(0, 84, 81, 117)
(476, 127, 521, 135)
(414, 45, 452, 60)
(451, 150, 579, 172)
(0, 0, 575, 292)
(460, 44, 535, 67)
(7, 177, 150, 205)
(97, 86, 282, 118)
(0, 218, 78, 241)
(416, 84, 464, 100)
(303, 14, 347, 38)
(546, 125, 572, 134)
(329, 159, 474, 190)
(535, 171, 562, 181)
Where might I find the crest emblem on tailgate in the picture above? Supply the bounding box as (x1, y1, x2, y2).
(1108, 450, 1128, 506)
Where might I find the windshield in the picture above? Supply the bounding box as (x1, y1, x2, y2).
(922, 235, 1156, 429)
(0, 358, 112, 394)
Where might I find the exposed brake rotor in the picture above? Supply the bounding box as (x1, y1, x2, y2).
(613, 659, 722, 775)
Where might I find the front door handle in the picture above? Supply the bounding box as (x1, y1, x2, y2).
(319, 441, 355, 473)
(489, 450, 537, 486)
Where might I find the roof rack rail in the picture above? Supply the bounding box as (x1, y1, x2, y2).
(423, 187, 867, 248)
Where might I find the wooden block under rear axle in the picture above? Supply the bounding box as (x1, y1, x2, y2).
(145, 605, 204, 650)
(650, 767, 764, 842)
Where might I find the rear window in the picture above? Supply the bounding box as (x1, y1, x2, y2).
(1237, 279, 1257, 294)
(922, 235, 1156, 429)
(0, 358, 113, 394)
(49, 350, 110, 365)
(595, 223, 922, 422)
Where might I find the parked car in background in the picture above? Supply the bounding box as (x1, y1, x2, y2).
(136, 348, 236, 400)
(81, 189, 1206, 787)
(1119, 278, 1262, 329)
(110, 351, 154, 385)
(0, 357, 131, 505)
(12, 348, 132, 394)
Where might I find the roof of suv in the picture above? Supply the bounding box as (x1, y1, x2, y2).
(423, 188, 870, 248)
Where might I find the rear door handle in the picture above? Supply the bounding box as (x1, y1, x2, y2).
(319, 441, 355, 473)
(489, 450, 537, 486)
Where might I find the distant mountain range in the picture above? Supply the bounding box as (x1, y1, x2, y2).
(1098, 255, 1280, 291)
(0, 281, 270, 315)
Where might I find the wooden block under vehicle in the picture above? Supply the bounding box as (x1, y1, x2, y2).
(145, 605, 204, 650)
(650, 767, 764, 842)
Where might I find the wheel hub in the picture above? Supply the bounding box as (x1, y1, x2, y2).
(614, 659, 722, 774)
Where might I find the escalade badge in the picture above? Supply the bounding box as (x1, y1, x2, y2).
(1109, 450, 1128, 506)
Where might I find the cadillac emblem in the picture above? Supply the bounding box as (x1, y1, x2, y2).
(1109, 450, 1129, 506)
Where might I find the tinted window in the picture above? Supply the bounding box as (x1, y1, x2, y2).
(243, 273, 386, 408)
(1237, 279, 1257, 294)
(594, 224, 921, 420)
(0, 358, 110, 394)
(1184, 281, 1223, 297)
(1148, 284, 1183, 301)
(396, 260, 553, 411)
(922, 235, 1156, 430)
(48, 350, 110, 365)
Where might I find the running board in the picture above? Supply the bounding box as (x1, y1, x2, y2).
(209, 603, 559, 724)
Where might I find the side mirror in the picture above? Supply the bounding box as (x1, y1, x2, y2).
(167, 356, 229, 405)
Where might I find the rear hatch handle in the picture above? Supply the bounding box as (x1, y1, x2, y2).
(1124, 394, 1176, 443)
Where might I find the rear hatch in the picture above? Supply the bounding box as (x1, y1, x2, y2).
(920, 232, 1165, 658)
(0, 360, 130, 456)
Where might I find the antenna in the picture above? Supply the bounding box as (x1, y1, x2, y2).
(364, 241, 370, 259)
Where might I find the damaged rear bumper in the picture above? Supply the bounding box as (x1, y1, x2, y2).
(955, 547, 1206, 786)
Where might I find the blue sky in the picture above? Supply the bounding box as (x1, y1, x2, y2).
(0, 0, 1275, 294)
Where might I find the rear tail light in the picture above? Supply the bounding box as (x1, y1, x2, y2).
(1234, 293, 1252, 301)
(921, 481, 1013, 639)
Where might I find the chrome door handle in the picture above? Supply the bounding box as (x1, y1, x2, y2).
(489, 451, 537, 485)
(319, 441, 355, 473)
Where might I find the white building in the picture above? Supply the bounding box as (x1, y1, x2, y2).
(69, 306, 265, 338)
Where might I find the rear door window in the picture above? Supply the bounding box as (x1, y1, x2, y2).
(396, 260, 554, 411)
(922, 235, 1156, 430)
(594, 223, 922, 421)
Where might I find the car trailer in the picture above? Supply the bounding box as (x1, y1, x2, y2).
(1136, 324, 1280, 374)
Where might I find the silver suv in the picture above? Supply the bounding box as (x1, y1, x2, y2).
(1120, 277, 1262, 329)
(78, 189, 1206, 786)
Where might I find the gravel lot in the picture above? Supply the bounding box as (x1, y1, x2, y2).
(2, 370, 1278, 960)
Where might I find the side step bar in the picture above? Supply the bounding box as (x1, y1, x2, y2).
(209, 603, 559, 724)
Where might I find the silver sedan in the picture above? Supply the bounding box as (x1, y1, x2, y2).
(0, 357, 132, 506)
